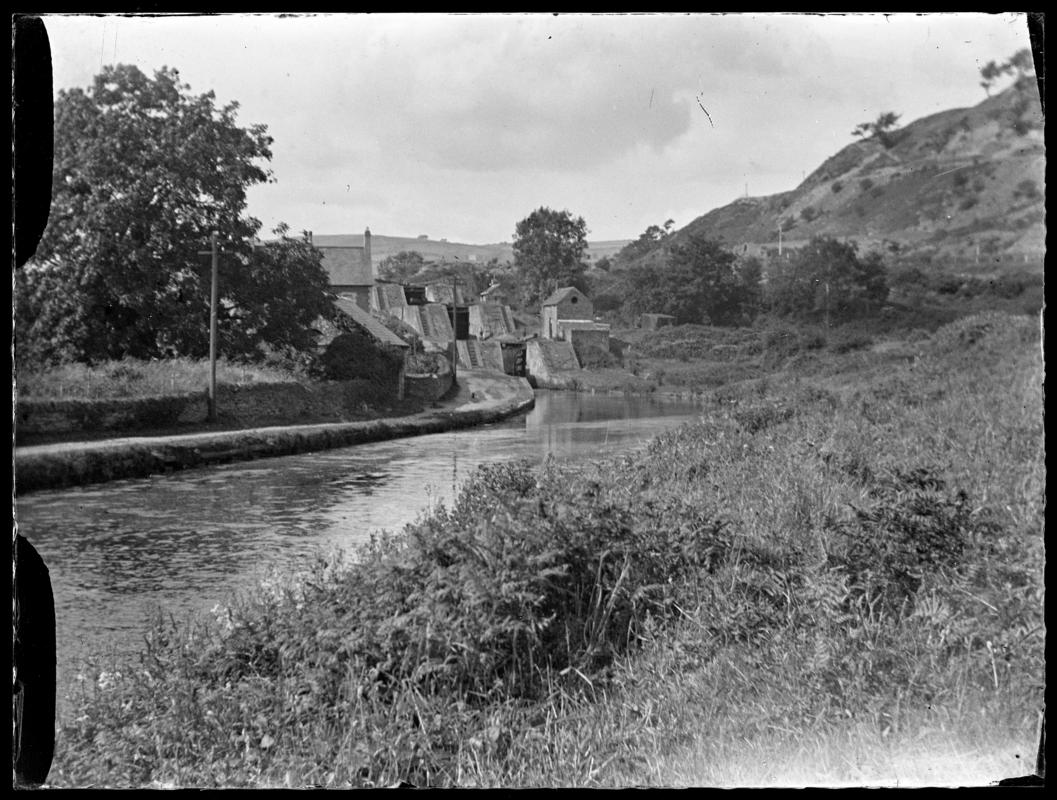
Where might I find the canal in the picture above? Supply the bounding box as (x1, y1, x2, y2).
(15, 390, 703, 714)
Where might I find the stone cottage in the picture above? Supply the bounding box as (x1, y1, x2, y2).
(318, 227, 373, 309)
(541, 286, 593, 340)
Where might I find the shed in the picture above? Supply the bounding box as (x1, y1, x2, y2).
(640, 313, 676, 331)
(541, 286, 593, 340)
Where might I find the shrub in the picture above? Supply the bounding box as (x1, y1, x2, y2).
(859, 177, 875, 192)
(831, 181, 843, 194)
(318, 332, 402, 383)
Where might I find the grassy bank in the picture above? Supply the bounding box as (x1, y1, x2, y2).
(47, 311, 1044, 788)
(16, 357, 307, 401)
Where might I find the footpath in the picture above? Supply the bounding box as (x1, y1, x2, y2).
(14, 370, 535, 494)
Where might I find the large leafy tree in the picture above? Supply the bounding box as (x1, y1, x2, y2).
(512, 207, 589, 308)
(222, 227, 334, 360)
(624, 235, 757, 326)
(765, 236, 888, 323)
(16, 64, 330, 364)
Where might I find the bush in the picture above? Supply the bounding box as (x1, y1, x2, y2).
(859, 177, 874, 192)
(318, 332, 402, 383)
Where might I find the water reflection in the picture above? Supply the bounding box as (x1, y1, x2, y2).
(14, 390, 702, 708)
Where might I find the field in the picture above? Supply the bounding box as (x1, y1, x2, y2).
(43, 307, 1044, 788)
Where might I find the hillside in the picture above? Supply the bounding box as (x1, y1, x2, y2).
(311, 233, 630, 268)
(643, 79, 1045, 271)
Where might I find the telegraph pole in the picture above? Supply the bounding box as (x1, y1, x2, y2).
(209, 231, 219, 421)
(198, 233, 220, 422)
(450, 272, 458, 381)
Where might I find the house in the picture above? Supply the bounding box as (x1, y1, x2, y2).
(318, 227, 373, 309)
(541, 286, 594, 340)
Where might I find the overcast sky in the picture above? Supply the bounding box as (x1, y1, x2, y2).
(40, 12, 1034, 244)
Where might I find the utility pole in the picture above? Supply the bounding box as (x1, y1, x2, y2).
(778, 224, 783, 257)
(197, 232, 220, 422)
(450, 272, 458, 381)
(209, 231, 219, 421)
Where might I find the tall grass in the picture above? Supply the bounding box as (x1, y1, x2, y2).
(16, 357, 308, 401)
(47, 312, 1044, 787)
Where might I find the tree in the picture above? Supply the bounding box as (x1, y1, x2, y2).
(220, 227, 334, 360)
(851, 111, 903, 149)
(765, 236, 888, 324)
(624, 235, 756, 326)
(15, 64, 290, 364)
(512, 207, 589, 307)
(615, 219, 675, 265)
(981, 48, 1035, 95)
(378, 250, 426, 283)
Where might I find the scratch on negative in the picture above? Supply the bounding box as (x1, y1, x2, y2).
(696, 96, 714, 127)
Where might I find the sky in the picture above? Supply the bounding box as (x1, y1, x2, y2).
(39, 12, 1034, 244)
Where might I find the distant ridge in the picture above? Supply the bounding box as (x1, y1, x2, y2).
(311, 233, 630, 268)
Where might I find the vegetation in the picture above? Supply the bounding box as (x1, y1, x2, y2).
(979, 48, 1035, 96)
(851, 111, 903, 149)
(613, 219, 675, 266)
(512, 207, 590, 307)
(378, 251, 427, 283)
(14, 64, 332, 366)
(16, 357, 306, 401)
(765, 236, 888, 324)
(624, 235, 760, 327)
(48, 310, 1043, 788)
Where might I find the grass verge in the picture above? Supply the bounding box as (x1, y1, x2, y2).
(46, 311, 1044, 788)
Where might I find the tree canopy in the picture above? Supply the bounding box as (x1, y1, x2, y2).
(615, 219, 675, 265)
(512, 207, 589, 307)
(377, 251, 426, 283)
(980, 48, 1035, 95)
(851, 111, 903, 149)
(624, 235, 759, 326)
(765, 236, 889, 324)
(16, 64, 331, 365)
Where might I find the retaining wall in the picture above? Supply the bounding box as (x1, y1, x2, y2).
(15, 379, 393, 442)
(15, 373, 535, 494)
(404, 359, 454, 402)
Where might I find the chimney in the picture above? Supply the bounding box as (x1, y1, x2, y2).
(364, 227, 373, 279)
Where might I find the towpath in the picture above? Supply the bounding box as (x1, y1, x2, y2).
(15, 370, 534, 494)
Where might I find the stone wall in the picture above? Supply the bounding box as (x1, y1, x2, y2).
(404, 358, 454, 402)
(15, 379, 396, 442)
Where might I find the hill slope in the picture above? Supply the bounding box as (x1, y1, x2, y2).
(311, 234, 630, 269)
(657, 79, 1045, 269)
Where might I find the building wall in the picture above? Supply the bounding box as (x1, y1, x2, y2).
(404, 358, 453, 402)
(552, 292, 593, 323)
(525, 339, 581, 388)
(568, 326, 611, 362)
(542, 305, 561, 339)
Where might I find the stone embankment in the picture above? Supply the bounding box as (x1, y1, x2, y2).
(15, 370, 533, 494)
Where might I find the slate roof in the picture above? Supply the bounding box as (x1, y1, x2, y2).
(319, 246, 373, 287)
(542, 286, 587, 306)
(333, 297, 410, 348)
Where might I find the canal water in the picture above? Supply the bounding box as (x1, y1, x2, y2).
(15, 390, 702, 713)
